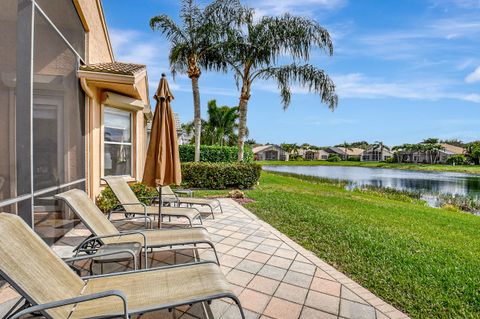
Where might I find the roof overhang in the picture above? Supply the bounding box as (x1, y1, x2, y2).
(77, 69, 145, 99)
(78, 67, 152, 120)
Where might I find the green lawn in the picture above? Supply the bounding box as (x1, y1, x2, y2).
(198, 172, 480, 318)
(258, 160, 480, 175)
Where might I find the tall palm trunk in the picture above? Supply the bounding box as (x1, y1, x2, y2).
(188, 57, 202, 162)
(237, 80, 251, 162)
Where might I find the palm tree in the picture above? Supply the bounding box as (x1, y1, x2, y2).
(150, 0, 248, 162)
(221, 12, 338, 161)
(340, 141, 352, 160)
(205, 100, 240, 146)
(393, 144, 409, 163)
(183, 100, 242, 146)
(421, 138, 443, 164)
(372, 141, 385, 161)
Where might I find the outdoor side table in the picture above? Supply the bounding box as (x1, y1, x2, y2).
(91, 242, 143, 275)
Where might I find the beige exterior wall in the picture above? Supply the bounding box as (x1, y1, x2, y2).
(74, 0, 114, 64)
(75, 1, 150, 199)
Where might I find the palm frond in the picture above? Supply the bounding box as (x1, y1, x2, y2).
(251, 14, 333, 64)
(259, 64, 338, 110)
(150, 15, 187, 43)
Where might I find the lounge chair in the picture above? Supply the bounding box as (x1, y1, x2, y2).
(161, 185, 223, 219)
(0, 213, 245, 319)
(55, 189, 219, 266)
(103, 176, 202, 227)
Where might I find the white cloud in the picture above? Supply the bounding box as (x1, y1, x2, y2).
(332, 73, 480, 103)
(461, 93, 480, 102)
(247, 0, 346, 16)
(430, 0, 480, 9)
(252, 73, 480, 104)
(465, 66, 480, 83)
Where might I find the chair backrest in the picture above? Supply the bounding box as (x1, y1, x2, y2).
(161, 185, 176, 198)
(55, 189, 119, 241)
(102, 176, 145, 214)
(0, 213, 84, 318)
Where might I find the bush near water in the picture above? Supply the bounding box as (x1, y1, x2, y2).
(179, 145, 253, 163)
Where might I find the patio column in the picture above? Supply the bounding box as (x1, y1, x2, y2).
(16, 0, 35, 226)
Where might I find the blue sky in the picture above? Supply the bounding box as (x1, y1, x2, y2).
(102, 0, 480, 147)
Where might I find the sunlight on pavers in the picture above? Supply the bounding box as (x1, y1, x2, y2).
(0, 199, 409, 319)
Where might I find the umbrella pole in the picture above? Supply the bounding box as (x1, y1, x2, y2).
(157, 186, 162, 229)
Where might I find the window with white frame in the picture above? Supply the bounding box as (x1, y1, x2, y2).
(104, 107, 132, 176)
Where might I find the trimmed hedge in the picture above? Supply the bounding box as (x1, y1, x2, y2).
(181, 162, 261, 189)
(179, 145, 253, 163)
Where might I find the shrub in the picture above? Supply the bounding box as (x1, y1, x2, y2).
(385, 156, 396, 163)
(446, 154, 467, 165)
(289, 154, 304, 161)
(347, 156, 360, 162)
(181, 162, 261, 189)
(96, 182, 158, 213)
(179, 145, 253, 163)
(437, 193, 480, 213)
(228, 189, 245, 199)
(327, 154, 342, 162)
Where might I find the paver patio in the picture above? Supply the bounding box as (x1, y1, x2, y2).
(0, 199, 409, 319)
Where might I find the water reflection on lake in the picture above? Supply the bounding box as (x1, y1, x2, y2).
(263, 165, 480, 198)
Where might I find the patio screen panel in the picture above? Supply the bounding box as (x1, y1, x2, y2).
(0, 0, 86, 243)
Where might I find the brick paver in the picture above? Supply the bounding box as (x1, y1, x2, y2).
(0, 199, 409, 319)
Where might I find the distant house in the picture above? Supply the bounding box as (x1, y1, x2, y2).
(438, 144, 465, 163)
(253, 145, 290, 161)
(326, 147, 364, 160)
(361, 146, 393, 162)
(396, 143, 465, 164)
(298, 148, 329, 161)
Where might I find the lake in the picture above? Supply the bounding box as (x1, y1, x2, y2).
(263, 165, 480, 198)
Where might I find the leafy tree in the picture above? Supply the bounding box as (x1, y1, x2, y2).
(446, 154, 467, 165)
(349, 141, 370, 150)
(204, 100, 240, 146)
(465, 141, 480, 165)
(221, 11, 338, 161)
(339, 141, 353, 160)
(393, 144, 417, 163)
(327, 154, 341, 162)
(182, 100, 243, 146)
(245, 139, 257, 148)
(440, 139, 465, 148)
(371, 141, 387, 161)
(150, 0, 248, 162)
(421, 139, 444, 164)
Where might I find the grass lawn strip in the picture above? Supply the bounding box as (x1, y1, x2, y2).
(197, 172, 480, 318)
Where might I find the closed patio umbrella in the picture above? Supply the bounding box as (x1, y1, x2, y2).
(143, 73, 182, 227)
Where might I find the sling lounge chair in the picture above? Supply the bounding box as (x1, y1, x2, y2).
(0, 213, 245, 319)
(55, 189, 219, 266)
(103, 176, 202, 226)
(161, 185, 223, 219)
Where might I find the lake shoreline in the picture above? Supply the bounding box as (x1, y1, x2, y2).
(257, 160, 480, 175)
(262, 163, 480, 199)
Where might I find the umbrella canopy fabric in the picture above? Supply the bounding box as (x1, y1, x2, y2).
(142, 74, 182, 187)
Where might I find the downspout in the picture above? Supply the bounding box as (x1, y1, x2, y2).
(80, 77, 94, 98)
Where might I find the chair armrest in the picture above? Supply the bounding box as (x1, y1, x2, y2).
(10, 290, 129, 319)
(111, 216, 153, 229)
(174, 189, 193, 197)
(75, 231, 147, 253)
(108, 202, 148, 220)
(65, 249, 138, 269)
